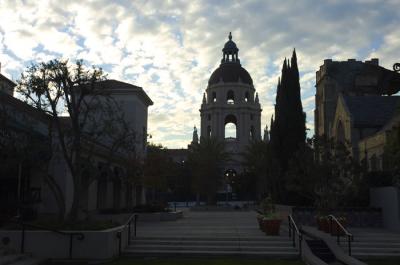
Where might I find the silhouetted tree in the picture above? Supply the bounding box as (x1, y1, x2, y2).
(269, 49, 306, 202)
(242, 140, 281, 201)
(143, 143, 175, 202)
(187, 137, 228, 205)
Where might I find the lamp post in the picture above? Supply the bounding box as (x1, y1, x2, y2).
(224, 169, 236, 206)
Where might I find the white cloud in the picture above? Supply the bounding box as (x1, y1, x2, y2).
(1, 0, 400, 147)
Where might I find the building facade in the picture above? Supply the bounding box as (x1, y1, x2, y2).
(315, 58, 400, 169)
(0, 73, 153, 219)
(200, 33, 262, 174)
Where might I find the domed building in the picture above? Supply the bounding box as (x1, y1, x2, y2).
(200, 33, 262, 175)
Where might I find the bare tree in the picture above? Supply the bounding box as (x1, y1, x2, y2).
(16, 59, 137, 221)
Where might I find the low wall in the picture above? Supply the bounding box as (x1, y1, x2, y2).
(292, 207, 382, 227)
(370, 186, 400, 232)
(137, 211, 183, 222)
(0, 225, 129, 261)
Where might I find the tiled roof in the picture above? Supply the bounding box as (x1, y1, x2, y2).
(343, 95, 400, 127)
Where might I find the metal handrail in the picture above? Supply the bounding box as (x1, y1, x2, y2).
(328, 214, 354, 256)
(288, 214, 302, 257)
(116, 213, 138, 256)
(1, 217, 84, 259)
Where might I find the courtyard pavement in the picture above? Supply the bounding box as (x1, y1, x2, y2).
(135, 210, 281, 238)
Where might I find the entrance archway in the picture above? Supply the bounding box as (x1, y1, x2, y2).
(224, 114, 237, 139)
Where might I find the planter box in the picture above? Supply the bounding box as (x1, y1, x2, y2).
(316, 217, 330, 233)
(262, 219, 282, 236)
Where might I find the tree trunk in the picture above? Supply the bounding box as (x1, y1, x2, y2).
(44, 174, 66, 221)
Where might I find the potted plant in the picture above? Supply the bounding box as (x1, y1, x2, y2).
(315, 215, 329, 233)
(256, 213, 264, 231)
(259, 196, 282, 236)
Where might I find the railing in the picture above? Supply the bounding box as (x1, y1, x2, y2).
(328, 215, 354, 256)
(1, 217, 84, 259)
(288, 215, 302, 257)
(116, 213, 138, 256)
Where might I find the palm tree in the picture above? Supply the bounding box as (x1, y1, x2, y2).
(188, 137, 229, 205)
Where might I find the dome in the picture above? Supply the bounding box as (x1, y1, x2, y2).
(222, 32, 238, 53)
(208, 63, 253, 86)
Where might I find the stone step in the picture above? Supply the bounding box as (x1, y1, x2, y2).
(132, 236, 291, 241)
(350, 242, 400, 248)
(131, 239, 293, 246)
(351, 247, 400, 253)
(123, 249, 299, 258)
(353, 252, 400, 258)
(128, 244, 295, 252)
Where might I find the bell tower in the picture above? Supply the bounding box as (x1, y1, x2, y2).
(200, 33, 262, 173)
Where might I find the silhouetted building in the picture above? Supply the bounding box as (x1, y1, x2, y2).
(200, 32, 262, 174)
(315, 58, 400, 169)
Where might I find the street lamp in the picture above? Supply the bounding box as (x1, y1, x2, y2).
(224, 169, 236, 205)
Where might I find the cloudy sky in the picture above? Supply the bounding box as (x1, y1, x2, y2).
(1, 0, 400, 148)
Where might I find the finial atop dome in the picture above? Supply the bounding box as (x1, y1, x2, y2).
(221, 32, 240, 64)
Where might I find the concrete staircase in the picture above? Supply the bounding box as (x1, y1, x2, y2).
(335, 228, 400, 259)
(123, 211, 298, 258)
(0, 248, 44, 265)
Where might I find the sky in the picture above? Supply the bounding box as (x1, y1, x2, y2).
(1, 0, 400, 148)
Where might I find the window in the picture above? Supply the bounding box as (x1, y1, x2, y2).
(370, 155, 378, 171)
(207, 126, 212, 138)
(336, 121, 345, 143)
(212, 92, 217, 102)
(227, 90, 234, 104)
(250, 126, 255, 140)
(224, 114, 237, 139)
(245, 91, 249, 102)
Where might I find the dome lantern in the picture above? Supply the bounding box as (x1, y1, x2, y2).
(221, 32, 240, 64)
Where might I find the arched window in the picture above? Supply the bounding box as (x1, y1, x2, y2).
(244, 91, 249, 102)
(250, 126, 255, 140)
(224, 114, 237, 139)
(212, 92, 217, 102)
(370, 155, 378, 171)
(207, 126, 212, 138)
(336, 121, 345, 143)
(227, 90, 234, 104)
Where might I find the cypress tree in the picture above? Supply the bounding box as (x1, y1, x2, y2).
(269, 49, 306, 202)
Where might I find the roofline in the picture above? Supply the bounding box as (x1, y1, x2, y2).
(97, 79, 153, 106)
(0, 91, 50, 124)
(0, 73, 17, 87)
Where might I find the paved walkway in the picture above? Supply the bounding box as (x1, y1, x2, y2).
(136, 210, 269, 238)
